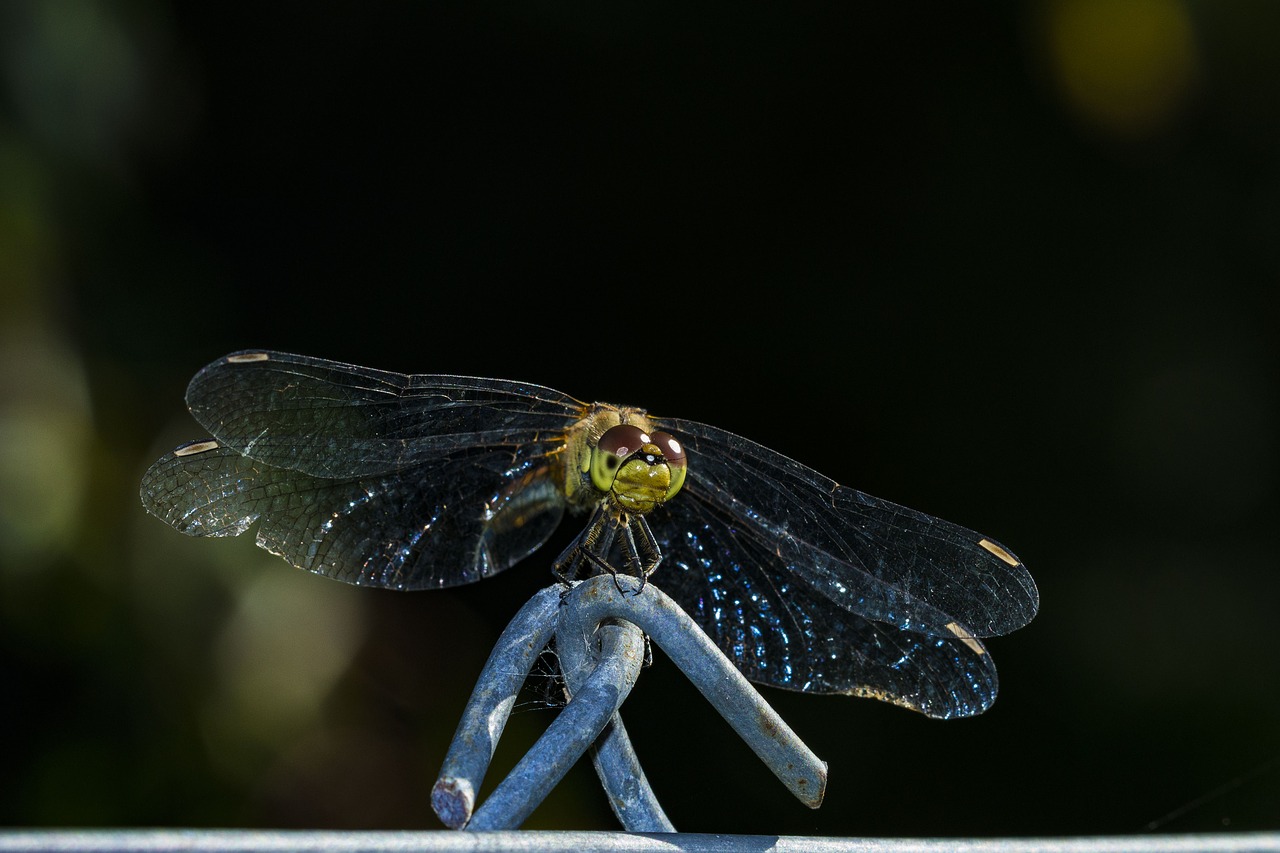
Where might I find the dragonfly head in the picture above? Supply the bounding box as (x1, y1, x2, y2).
(590, 423, 687, 513)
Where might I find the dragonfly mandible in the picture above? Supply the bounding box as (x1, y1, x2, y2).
(141, 350, 1038, 719)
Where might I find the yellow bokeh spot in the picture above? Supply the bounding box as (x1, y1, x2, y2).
(203, 568, 367, 774)
(0, 328, 91, 570)
(1045, 0, 1199, 137)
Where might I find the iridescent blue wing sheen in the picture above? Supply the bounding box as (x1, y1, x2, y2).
(645, 417, 1036, 716)
(141, 351, 584, 589)
(647, 488, 998, 718)
(652, 417, 1038, 638)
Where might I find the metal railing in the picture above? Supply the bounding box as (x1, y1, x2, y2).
(2, 829, 1278, 853)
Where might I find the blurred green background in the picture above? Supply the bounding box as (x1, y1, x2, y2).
(2, 0, 1278, 837)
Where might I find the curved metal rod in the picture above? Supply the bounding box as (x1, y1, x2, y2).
(433, 583, 662, 831)
(433, 574, 826, 831)
(431, 586, 561, 829)
(587, 713, 675, 832)
(466, 621, 646, 830)
(556, 614, 674, 832)
(558, 575, 827, 809)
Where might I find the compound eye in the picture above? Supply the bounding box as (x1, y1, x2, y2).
(598, 424, 650, 459)
(648, 431, 685, 467)
(590, 423, 651, 493)
(649, 430, 687, 500)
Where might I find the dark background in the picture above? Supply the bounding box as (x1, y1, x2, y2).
(2, 0, 1278, 838)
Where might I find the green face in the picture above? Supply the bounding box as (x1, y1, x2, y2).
(589, 424, 687, 514)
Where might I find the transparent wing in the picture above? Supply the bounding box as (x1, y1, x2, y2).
(140, 440, 565, 589)
(184, 350, 589, 478)
(647, 489, 996, 717)
(654, 417, 1039, 639)
(141, 350, 587, 589)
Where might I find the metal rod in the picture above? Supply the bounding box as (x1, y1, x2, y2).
(555, 607, 674, 832)
(587, 713, 676, 833)
(434, 574, 825, 830)
(431, 586, 561, 829)
(4, 829, 1278, 853)
(557, 575, 828, 809)
(466, 622, 646, 830)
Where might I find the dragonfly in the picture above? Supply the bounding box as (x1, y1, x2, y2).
(141, 350, 1038, 719)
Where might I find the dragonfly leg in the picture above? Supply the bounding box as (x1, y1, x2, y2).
(628, 515, 663, 593)
(551, 531, 586, 586)
(553, 504, 604, 584)
(552, 503, 620, 586)
(608, 520, 645, 595)
(564, 509, 642, 596)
